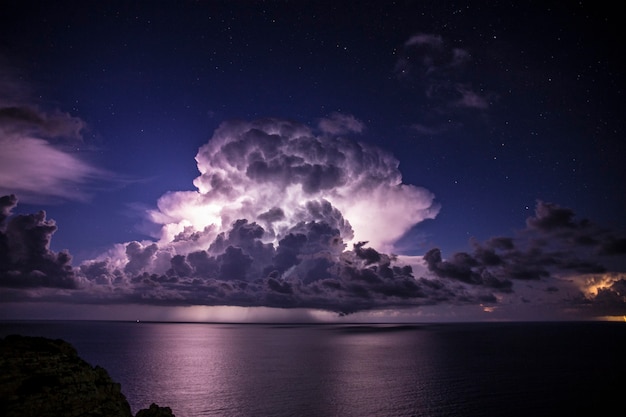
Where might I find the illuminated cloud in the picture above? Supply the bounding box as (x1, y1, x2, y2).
(0, 66, 109, 203)
(1, 195, 625, 318)
(1, 128, 624, 318)
(0, 135, 109, 203)
(0, 116, 450, 314)
(154, 117, 439, 251)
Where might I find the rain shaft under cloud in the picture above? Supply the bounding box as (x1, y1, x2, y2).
(85, 117, 444, 314)
(1, 117, 449, 314)
(1, 117, 625, 317)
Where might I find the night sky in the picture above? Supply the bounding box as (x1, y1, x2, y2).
(1, 1, 625, 322)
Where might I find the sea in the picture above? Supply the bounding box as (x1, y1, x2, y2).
(1, 320, 624, 417)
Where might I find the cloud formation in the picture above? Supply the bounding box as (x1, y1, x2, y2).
(395, 32, 495, 135)
(318, 112, 365, 135)
(0, 65, 109, 203)
(2, 117, 446, 313)
(154, 117, 439, 251)
(0, 194, 77, 289)
(1, 120, 624, 318)
(423, 201, 626, 316)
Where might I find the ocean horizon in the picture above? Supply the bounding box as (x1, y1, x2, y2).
(2, 320, 624, 416)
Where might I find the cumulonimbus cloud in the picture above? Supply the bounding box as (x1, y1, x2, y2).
(1, 119, 625, 318)
(2, 116, 449, 314)
(153, 117, 439, 252)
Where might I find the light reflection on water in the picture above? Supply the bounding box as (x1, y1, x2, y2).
(122, 324, 443, 417)
(1, 321, 624, 417)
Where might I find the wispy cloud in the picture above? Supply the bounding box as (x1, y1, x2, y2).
(453, 84, 491, 109)
(0, 63, 113, 203)
(395, 32, 495, 135)
(404, 33, 444, 48)
(318, 112, 365, 135)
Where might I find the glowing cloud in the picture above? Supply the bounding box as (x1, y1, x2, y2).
(3, 119, 624, 318)
(0, 135, 106, 203)
(151, 117, 439, 252)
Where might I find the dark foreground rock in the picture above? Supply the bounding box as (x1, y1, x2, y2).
(0, 335, 175, 417)
(135, 403, 176, 417)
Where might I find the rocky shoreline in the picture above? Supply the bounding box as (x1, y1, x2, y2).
(0, 335, 175, 417)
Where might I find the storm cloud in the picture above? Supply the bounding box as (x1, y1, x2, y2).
(1, 121, 624, 317)
(423, 201, 626, 315)
(0, 194, 77, 289)
(152, 117, 439, 252)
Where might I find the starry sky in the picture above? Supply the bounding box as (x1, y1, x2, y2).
(1, 1, 625, 322)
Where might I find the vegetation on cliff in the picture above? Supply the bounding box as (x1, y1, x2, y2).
(0, 335, 174, 417)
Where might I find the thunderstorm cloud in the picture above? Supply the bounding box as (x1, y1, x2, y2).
(1, 117, 625, 317)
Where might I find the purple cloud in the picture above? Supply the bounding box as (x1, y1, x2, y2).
(0, 65, 112, 203)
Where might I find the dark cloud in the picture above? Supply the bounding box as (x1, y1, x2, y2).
(0, 195, 78, 289)
(2, 194, 625, 317)
(124, 242, 159, 276)
(216, 246, 254, 281)
(422, 201, 626, 315)
(0, 194, 18, 224)
(396, 32, 495, 135)
(0, 105, 85, 141)
(3, 184, 626, 319)
(600, 237, 626, 256)
(0, 196, 463, 314)
(1, 168, 624, 317)
(526, 201, 584, 232)
(257, 207, 285, 223)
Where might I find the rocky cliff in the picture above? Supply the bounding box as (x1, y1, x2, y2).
(0, 334, 174, 417)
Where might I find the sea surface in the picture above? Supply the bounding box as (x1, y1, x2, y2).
(1, 320, 624, 417)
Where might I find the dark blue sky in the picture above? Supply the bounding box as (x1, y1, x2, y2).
(1, 1, 625, 321)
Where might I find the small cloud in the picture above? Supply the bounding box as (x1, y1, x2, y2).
(404, 33, 444, 48)
(453, 85, 490, 109)
(410, 123, 449, 136)
(395, 33, 496, 133)
(318, 112, 365, 135)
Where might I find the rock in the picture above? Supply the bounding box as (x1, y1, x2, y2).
(0, 335, 175, 417)
(136, 403, 176, 417)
